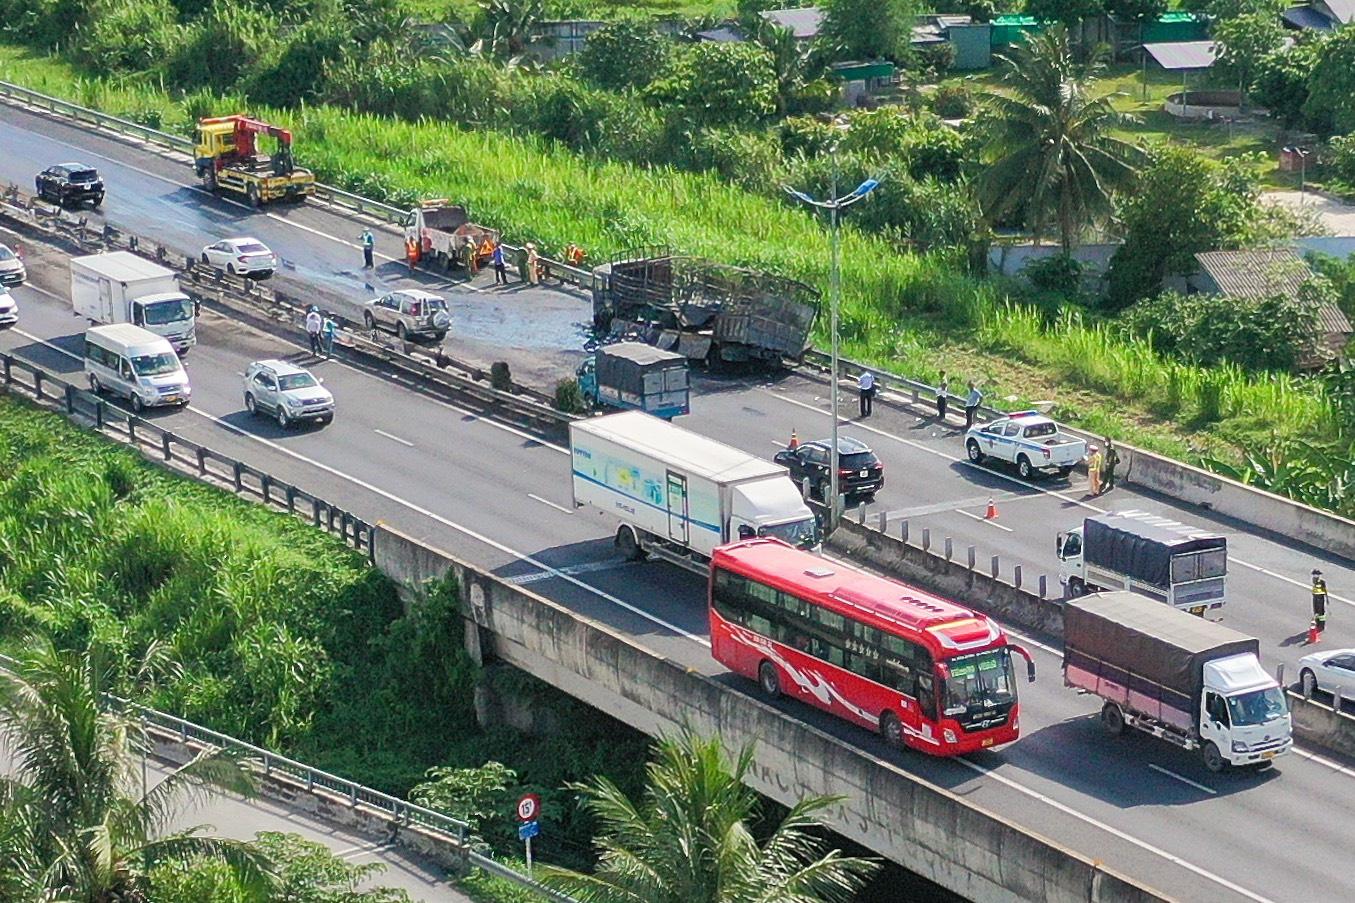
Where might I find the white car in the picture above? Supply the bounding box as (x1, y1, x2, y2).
(1298, 648, 1355, 701)
(0, 286, 17, 328)
(0, 243, 25, 287)
(201, 237, 277, 278)
(243, 359, 334, 428)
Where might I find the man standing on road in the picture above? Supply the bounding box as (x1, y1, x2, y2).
(964, 380, 983, 429)
(936, 372, 949, 422)
(321, 312, 337, 358)
(492, 241, 507, 285)
(1100, 437, 1120, 494)
(359, 228, 374, 269)
(858, 370, 876, 417)
(1313, 570, 1329, 637)
(305, 306, 323, 355)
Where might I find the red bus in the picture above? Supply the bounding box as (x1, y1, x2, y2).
(709, 538, 1036, 756)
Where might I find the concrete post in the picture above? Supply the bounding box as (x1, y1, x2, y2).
(857, 503, 866, 525)
(1335, 688, 1344, 713)
(944, 537, 953, 561)
(64, 383, 74, 414)
(991, 555, 999, 578)
(900, 521, 909, 544)
(196, 447, 207, 475)
(1275, 663, 1285, 687)
(968, 545, 975, 570)
(877, 511, 888, 533)
(1039, 575, 1048, 599)
(922, 528, 930, 551)
(1014, 565, 1022, 589)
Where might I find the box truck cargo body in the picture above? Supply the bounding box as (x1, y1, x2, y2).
(70, 252, 196, 353)
(1063, 591, 1291, 771)
(577, 342, 690, 419)
(1058, 511, 1227, 615)
(570, 411, 817, 571)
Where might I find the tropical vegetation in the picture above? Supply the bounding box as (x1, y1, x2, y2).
(540, 730, 879, 903)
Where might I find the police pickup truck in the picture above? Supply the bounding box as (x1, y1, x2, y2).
(964, 411, 1087, 480)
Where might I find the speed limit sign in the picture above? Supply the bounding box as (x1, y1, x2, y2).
(516, 792, 541, 823)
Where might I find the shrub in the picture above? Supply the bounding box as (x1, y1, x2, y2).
(931, 83, 973, 119)
(577, 19, 671, 92)
(645, 41, 778, 128)
(1023, 254, 1085, 297)
(167, 2, 278, 92)
(554, 377, 587, 414)
(74, 0, 182, 75)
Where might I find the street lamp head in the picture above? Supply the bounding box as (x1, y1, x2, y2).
(850, 178, 880, 199)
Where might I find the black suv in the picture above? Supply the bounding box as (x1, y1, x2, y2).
(35, 163, 105, 209)
(774, 436, 885, 502)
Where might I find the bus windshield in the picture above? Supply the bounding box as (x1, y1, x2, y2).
(758, 518, 819, 549)
(942, 649, 1016, 716)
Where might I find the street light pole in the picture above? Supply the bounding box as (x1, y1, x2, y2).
(783, 165, 881, 531)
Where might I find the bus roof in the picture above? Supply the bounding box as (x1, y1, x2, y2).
(713, 539, 1002, 655)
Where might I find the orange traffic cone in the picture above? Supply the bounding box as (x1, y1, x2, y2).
(985, 497, 998, 519)
(1308, 619, 1320, 645)
(788, 429, 799, 450)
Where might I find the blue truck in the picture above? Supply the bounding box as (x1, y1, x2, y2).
(577, 342, 690, 420)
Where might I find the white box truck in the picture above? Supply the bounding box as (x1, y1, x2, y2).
(70, 251, 196, 354)
(570, 411, 819, 572)
(1064, 591, 1291, 773)
(1057, 510, 1227, 616)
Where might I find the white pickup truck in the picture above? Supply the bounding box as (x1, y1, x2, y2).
(964, 411, 1086, 480)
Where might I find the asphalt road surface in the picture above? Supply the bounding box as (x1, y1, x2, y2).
(3, 100, 1355, 903)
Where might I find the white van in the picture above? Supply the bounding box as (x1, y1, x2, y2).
(84, 323, 191, 413)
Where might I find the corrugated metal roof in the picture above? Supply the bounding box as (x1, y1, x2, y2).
(759, 7, 824, 39)
(1195, 248, 1352, 336)
(696, 25, 745, 42)
(1321, 0, 1355, 24)
(1283, 5, 1339, 29)
(1143, 41, 1217, 70)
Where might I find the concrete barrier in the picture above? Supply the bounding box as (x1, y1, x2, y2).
(1287, 691, 1355, 759)
(372, 526, 1165, 903)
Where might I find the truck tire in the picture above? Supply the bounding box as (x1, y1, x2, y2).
(758, 661, 782, 700)
(966, 440, 984, 464)
(1016, 455, 1034, 480)
(880, 711, 904, 747)
(616, 525, 646, 561)
(1201, 741, 1227, 774)
(202, 168, 218, 192)
(1067, 577, 1086, 597)
(1100, 702, 1125, 736)
(247, 184, 262, 208)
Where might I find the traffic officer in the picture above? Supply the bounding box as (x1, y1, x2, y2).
(1312, 569, 1328, 635)
(359, 228, 375, 269)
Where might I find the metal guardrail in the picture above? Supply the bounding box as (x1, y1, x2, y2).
(801, 349, 1006, 423)
(0, 364, 573, 902)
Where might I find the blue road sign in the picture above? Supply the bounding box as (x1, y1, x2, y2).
(519, 820, 540, 841)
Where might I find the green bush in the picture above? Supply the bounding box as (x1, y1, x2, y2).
(930, 83, 973, 119)
(167, 2, 278, 92)
(1022, 254, 1084, 297)
(577, 18, 671, 92)
(554, 377, 587, 413)
(75, 0, 182, 74)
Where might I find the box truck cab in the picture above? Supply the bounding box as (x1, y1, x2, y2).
(1058, 511, 1227, 616)
(70, 252, 197, 354)
(1064, 591, 1291, 773)
(570, 411, 818, 573)
(84, 324, 191, 413)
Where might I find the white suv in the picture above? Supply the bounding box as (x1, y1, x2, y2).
(0, 287, 17, 328)
(363, 289, 450, 342)
(243, 359, 334, 428)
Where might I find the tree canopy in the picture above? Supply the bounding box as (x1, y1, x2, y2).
(817, 0, 918, 63)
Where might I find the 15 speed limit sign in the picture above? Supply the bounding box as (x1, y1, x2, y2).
(516, 793, 541, 823)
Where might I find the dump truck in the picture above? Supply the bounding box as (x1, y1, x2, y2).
(577, 342, 690, 420)
(1057, 511, 1227, 616)
(70, 252, 196, 354)
(1064, 591, 1291, 772)
(402, 200, 499, 272)
(194, 115, 315, 207)
(570, 411, 818, 572)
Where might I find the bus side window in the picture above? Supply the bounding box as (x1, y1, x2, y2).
(916, 674, 937, 720)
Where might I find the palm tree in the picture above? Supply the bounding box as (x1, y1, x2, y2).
(0, 638, 272, 901)
(540, 729, 877, 903)
(976, 26, 1145, 253)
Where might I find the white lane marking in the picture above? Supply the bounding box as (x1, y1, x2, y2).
(955, 758, 1274, 903)
(956, 509, 1014, 532)
(373, 428, 413, 447)
(1147, 763, 1217, 795)
(262, 211, 400, 262)
(12, 282, 569, 456)
(1291, 747, 1355, 779)
(764, 389, 1355, 608)
(505, 558, 635, 586)
(527, 493, 574, 515)
(339, 842, 393, 861)
(9, 326, 704, 647)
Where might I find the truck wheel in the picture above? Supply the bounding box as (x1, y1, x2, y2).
(966, 440, 984, 464)
(202, 168, 217, 191)
(1100, 702, 1125, 736)
(758, 661, 782, 700)
(616, 526, 645, 561)
(247, 184, 262, 208)
(1201, 741, 1227, 774)
(1067, 577, 1086, 597)
(1016, 455, 1034, 480)
(880, 711, 904, 747)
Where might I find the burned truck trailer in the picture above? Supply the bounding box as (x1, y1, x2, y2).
(591, 252, 819, 366)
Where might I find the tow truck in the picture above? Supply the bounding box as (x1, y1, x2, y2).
(193, 115, 315, 207)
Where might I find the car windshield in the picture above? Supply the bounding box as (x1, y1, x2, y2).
(943, 649, 1016, 713)
(1226, 687, 1287, 726)
(69, 169, 99, 183)
(0, 246, 14, 261)
(131, 353, 180, 376)
(278, 373, 318, 391)
(237, 242, 269, 254)
(840, 451, 877, 469)
(142, 299, 193, 326)
(758, 518, 819, 549)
